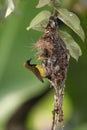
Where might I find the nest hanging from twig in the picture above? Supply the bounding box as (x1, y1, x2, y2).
(36, 11, 70, 130)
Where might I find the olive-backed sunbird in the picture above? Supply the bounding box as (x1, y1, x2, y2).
(24, 59, 46, 82)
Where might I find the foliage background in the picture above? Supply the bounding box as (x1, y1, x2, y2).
(0, 0, 87, 130)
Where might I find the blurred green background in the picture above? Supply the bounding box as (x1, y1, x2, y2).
(0, 0, 87, 130)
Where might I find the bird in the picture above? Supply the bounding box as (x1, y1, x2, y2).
(24, 58, 47, 82)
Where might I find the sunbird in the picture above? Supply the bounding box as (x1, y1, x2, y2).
(24, 58, 47, 82)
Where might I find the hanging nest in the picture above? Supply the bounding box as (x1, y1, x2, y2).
(36, 11, 70, 129)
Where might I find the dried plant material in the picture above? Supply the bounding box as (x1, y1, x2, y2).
(36, 39, 54, 54)
(36, 11, 70, 130)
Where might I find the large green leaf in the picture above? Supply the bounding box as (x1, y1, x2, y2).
(36, 0, 51, 8)
(56, 8, 85, 41)
(60, 30, 82, 61)
(26, 10, 51, 31)
(29, 20, 48, 32)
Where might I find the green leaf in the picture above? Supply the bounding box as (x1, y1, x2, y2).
(30, 19, 49, 32)
(56, 8, 85, 41)
(49, 0, 62, 7)
(36, 0, 51, 8)
(60, 30, 82, 61)
(26, 10, 51, 31)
